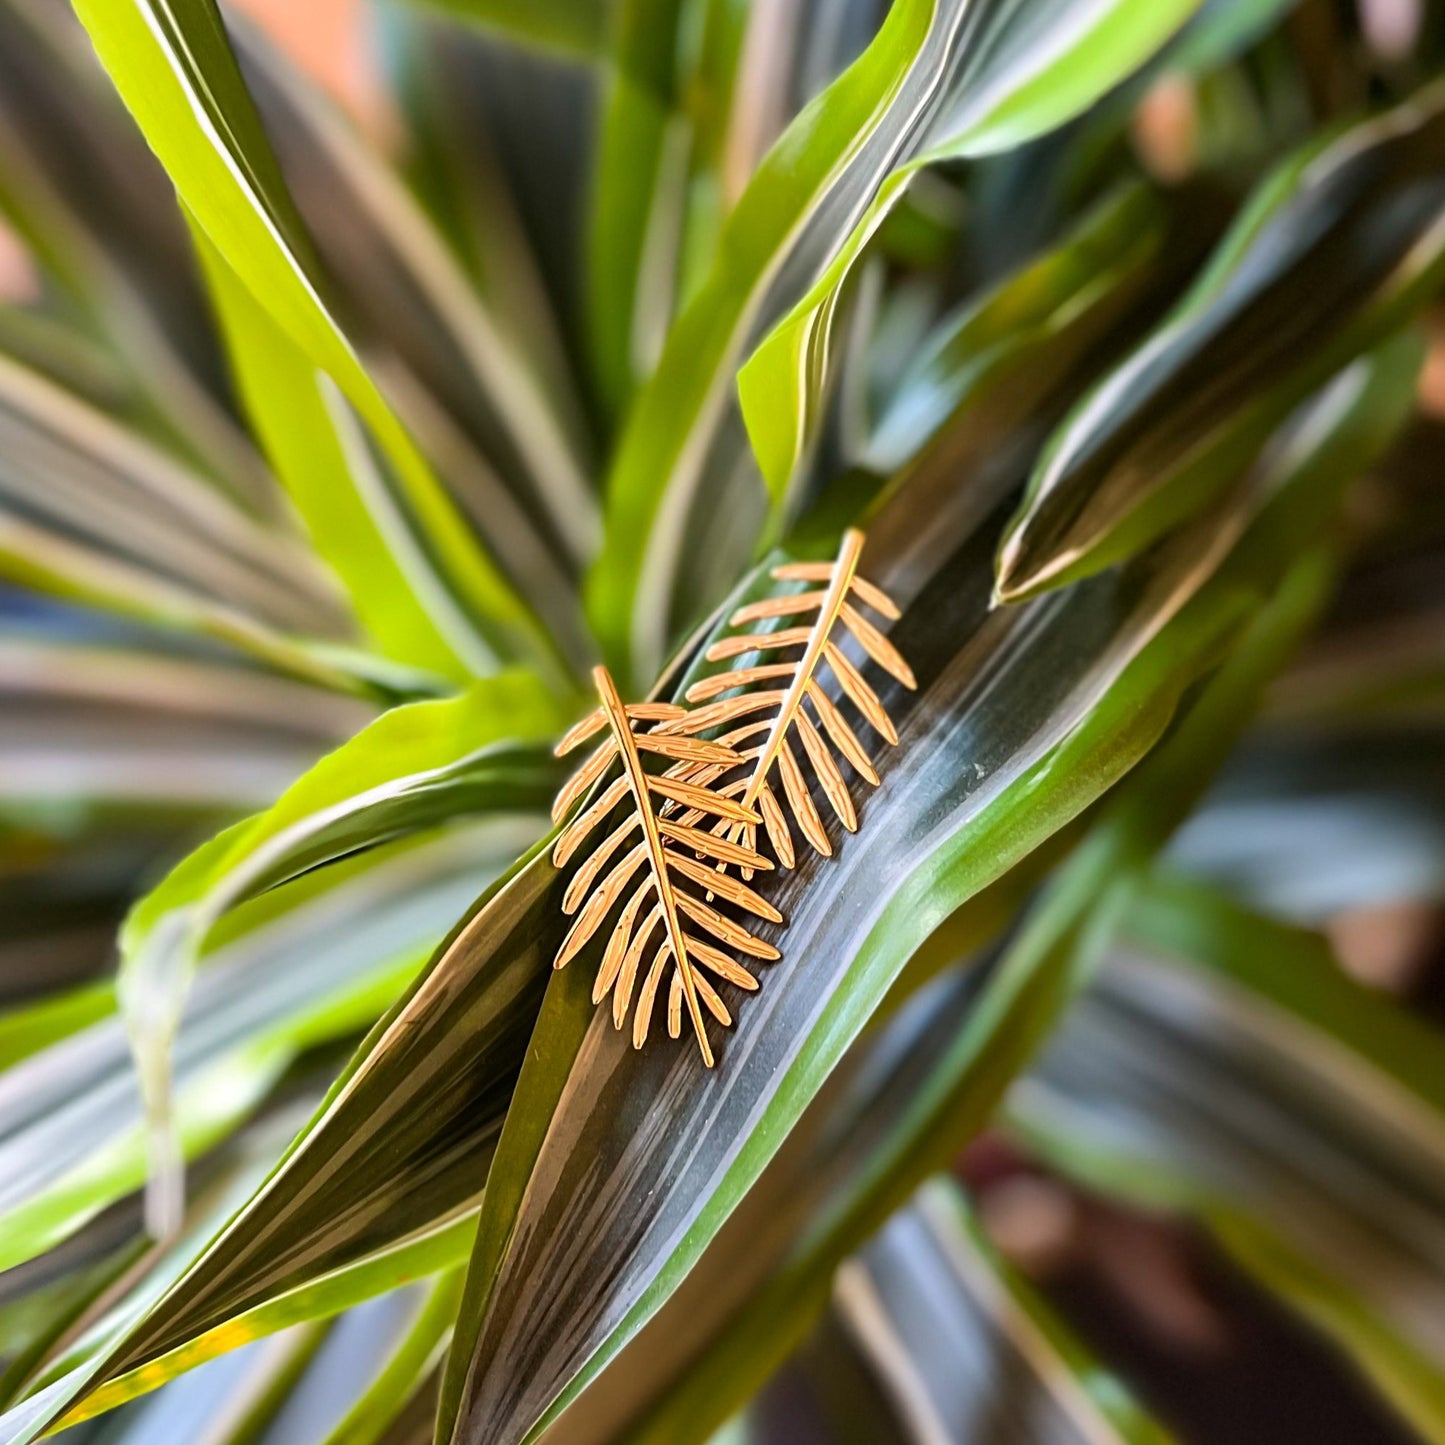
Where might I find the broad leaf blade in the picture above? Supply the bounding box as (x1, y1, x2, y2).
(441, 335, 1406, 1445)
(562, 471, 1348, 1445)
(449, 480, 1249, 1444)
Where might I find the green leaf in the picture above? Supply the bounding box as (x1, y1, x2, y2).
(994, 87, 1445, 602)
(669, 0, 755, 308)
(439, 318, 1387, 1443)
(585, 0, 760, 417)
(584, 510, 1340, 1445)
(314, 1271, 462, 1445)
(47, 1222, 474, 1430)
(68, 0, 548, 681)
(190, 229, 489, 687)
(0, 981, 113, 1072)
(2, 327, 1364, 1441)
(586, 0, 935, 685)
(117, 672, 562, 1236)
(587, 0, 1202, 687)
(584, 0, 690, 416)
(378, 4, 592, 423)
(394, 0, 609, 58)
(1130, 874, 1445, 1142)
(1013, 876, 1445, 1442)
(0, 1088, 322, 1442)
(784, 180, 1178, 556)
(864, 183, 1168, 475)
(663, 557, 1353, 1445)
(540, 857, 1138, 1445)
(0, 828, 528, 1273)
(121, 671, 560, 988)
(735, 0, 1205, 500)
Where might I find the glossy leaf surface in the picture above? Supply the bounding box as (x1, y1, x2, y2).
(996, 87, 1445, 600)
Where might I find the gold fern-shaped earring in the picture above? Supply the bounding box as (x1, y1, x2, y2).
(550, 666, 782, 1066)
(676, 527, 914, 868)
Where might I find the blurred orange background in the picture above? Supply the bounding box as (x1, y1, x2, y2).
(229, 0, 380, 124)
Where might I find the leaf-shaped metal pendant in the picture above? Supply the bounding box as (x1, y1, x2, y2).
(551, 666, 783, 1066)
(678, 527, 915, 868)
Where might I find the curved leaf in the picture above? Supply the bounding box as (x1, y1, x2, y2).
(118, 672, 563, 1235)
(737, 0, 1204, 498)
(2, 276, 1387, 1445)
(0, 1088, 327, 1442)
(588, 0, 1202, 687)
(68, 0, 550, 681)
(864, 184, 1168, 473)
(995, 87, 1445, 601)
(556, 492, 1342, 1445)
(438, 329, 1397, 1444)
(49, 1226, 473, 1432)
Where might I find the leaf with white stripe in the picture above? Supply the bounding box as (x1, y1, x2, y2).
(68, 0, 550, 681)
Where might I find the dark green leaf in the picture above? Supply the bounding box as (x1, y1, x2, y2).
(995, 89, 1445, 601)
(1014, 875, 1445, 1441)
(439, 329, 1395, 1444)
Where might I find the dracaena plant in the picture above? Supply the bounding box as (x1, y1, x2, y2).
(2, 0, 1445, 1442)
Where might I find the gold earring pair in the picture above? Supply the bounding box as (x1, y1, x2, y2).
(548, 528, 914, 1066)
